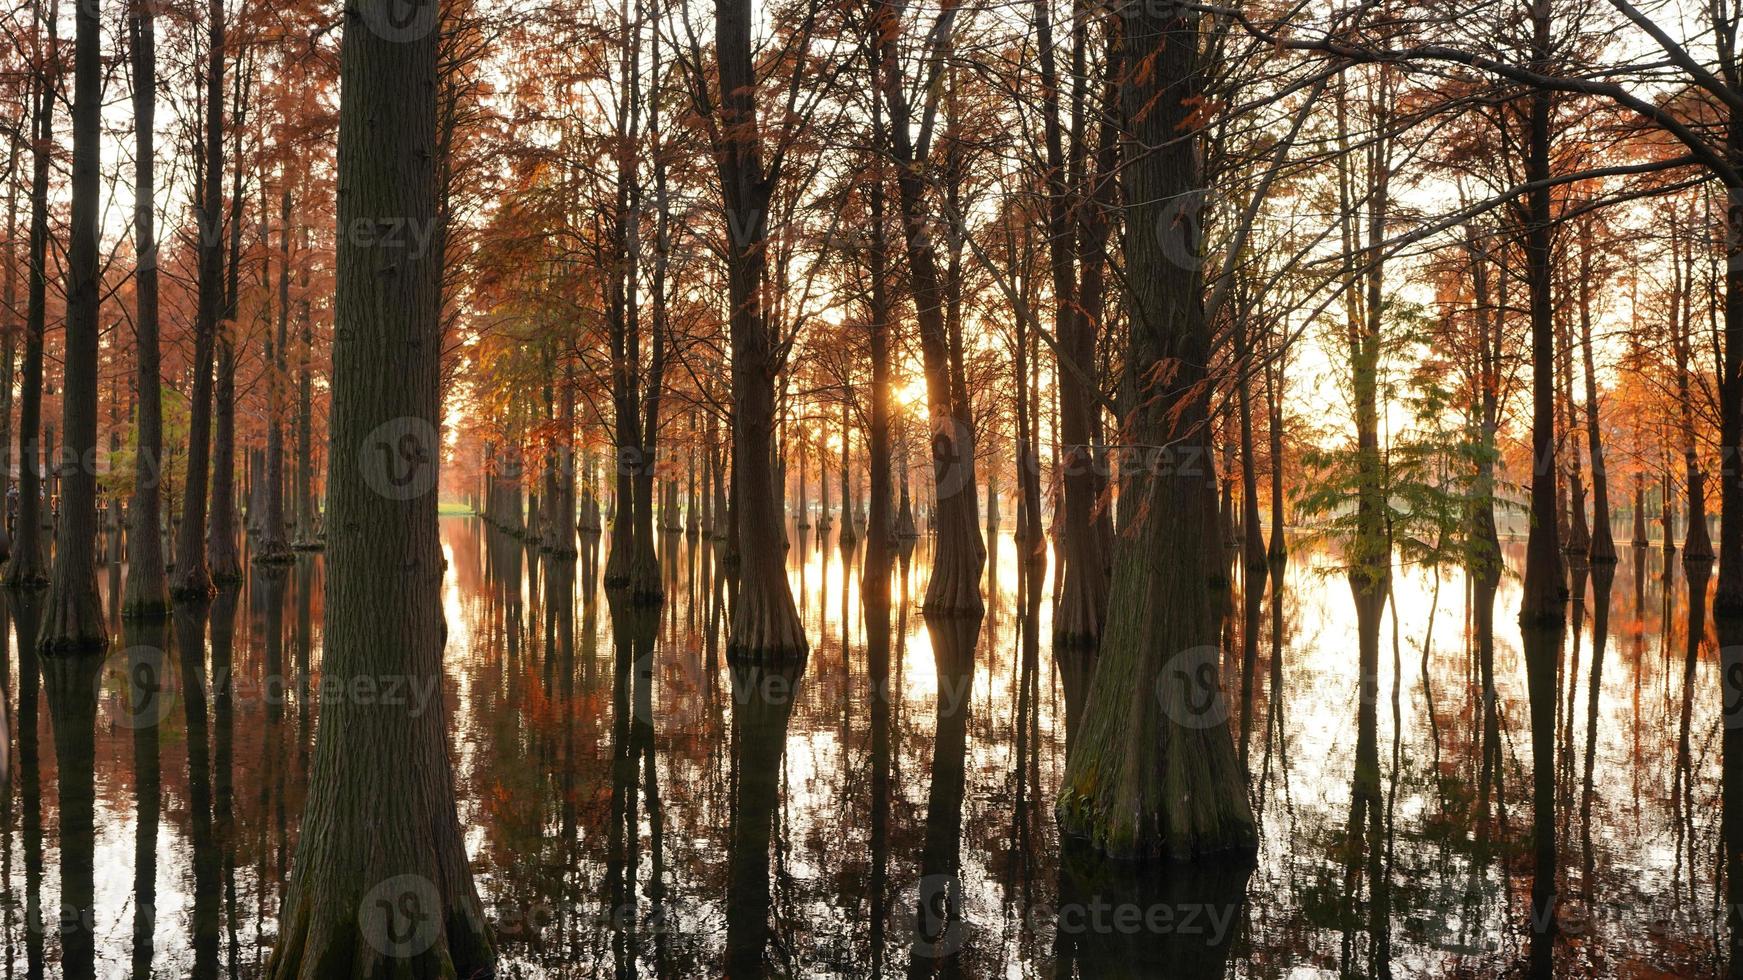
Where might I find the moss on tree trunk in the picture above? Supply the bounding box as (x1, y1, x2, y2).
(1054, 0, 1255, 863)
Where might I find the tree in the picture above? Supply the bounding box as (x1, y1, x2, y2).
(40, 0, 106, 651)
(171, 0, 227, 600)
(1055, 1, 1256, 860)
(698, 0, 808, 658)
(870, 0, 988, 616)
(5, 0, 55, 590)
(123, 0, 170, 616)
(267, 2, 492, 973)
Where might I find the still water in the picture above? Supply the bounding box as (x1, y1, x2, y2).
(0, 518, 1725, 977)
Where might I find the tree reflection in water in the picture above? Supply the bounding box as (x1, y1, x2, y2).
(0, 519, 1735, 976)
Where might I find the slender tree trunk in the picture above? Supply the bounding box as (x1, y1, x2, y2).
(6, 0, 55, 590)
(1519, 0, 1566, 624)
(1577, 222, 1615, 563)
(839, 406, 857, 550)
(123, 0, 167, 616)
(256, 185, 293, 563)
(207, 334, 241, 582)
(41, 0, 105, 650)
(1037, 0, 1106, 647)
(171, 0, 225, 599)
(1560, 305, 1590, 555)
(871, 0, 985, 616)
(293, 223, 316, 548)
(1, 138, 18, 554)
(268, 3, 493, 974)
(207, 87, 249, 584)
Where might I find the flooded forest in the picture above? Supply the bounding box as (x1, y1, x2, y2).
(0, 0, 1741, 976)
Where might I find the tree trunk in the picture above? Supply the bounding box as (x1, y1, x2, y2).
(267, 4, 493, 974)
(207, 333, 242, 582)
(171, 0, 224, 600)
(1560, 302, 1590, 556)
(5, 0, 55, 590)
(1577, 222, 1615, 563)
(1519, 0, 1566, 625)
(1, 135, 18, 560)
(839, 407, 857, 550)
(293, 223, 318, 548)
(255, 185, 293, 564)
(1056, 4, 1255, 861)
(716, 0, 805, 660)
(1037, 0, 1107, 647)
(41, 0, 105, 650)
(871, 0, 985, 616)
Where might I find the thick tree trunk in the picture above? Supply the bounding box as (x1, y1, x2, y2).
(1718, 168, 1743, 613)
(716, 0, 805, 660)
(1056, 5, 1255, 861)
(267, 5, 493, 975)
(41, 0, 105, 651)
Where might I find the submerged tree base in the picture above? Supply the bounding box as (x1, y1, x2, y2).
(120, 598, 172, 622)
(1054, 840, 1254, 977)
(269, 892, 495, 980)
(39, 592, 109, 654)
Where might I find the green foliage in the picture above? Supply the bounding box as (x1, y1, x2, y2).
(1293, 301, 1506, 580)
(101, 389, 190, 504)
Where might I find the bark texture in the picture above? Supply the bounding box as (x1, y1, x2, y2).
(123, 0, 168, 616)
(171, 0, 225, 600)
(715, 0, 806, 660)
(41, 0, 106, 651)
(267, 5, 492, 976)
(1055, 5, 1256, 861)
